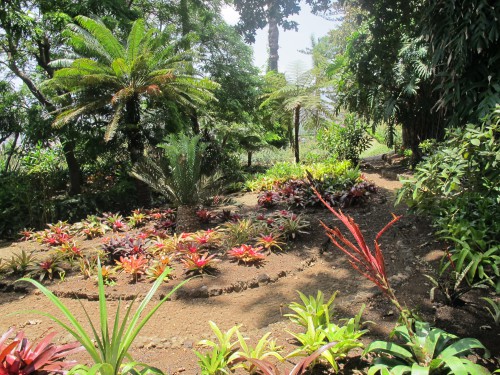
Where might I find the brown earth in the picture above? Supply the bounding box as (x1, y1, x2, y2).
(0, 158, 498, 374)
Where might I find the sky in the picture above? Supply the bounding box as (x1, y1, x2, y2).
(221, 3, 338, 73)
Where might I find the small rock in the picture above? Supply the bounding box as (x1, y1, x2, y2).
(183, 340, 193, 349)
(248, 280, 259, 288)
(257, 274, 270, 284)
(145, 342, 156, 349)
(384, 310, 394, 317)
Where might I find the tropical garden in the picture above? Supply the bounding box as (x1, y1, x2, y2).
(0, 0, 499, 374)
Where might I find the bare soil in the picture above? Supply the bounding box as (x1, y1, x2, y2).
(0, 158, 498, 374)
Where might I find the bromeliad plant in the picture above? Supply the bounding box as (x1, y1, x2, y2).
(233, 331, 284, 374)
(309, 176, 492, 374)
(181, 252, 219, 275)
(285, 290, 338, 329)
(18, 260, 188, 375)
(0, 328, 82, 375)
(115, 255, 148, 282)
(195, 321, 240, 375)
(228, 245, 266, 264)
(255, 233, 285, 252)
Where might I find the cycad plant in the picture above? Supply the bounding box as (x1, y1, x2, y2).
(131, 134, 220, 233)
(45, 16, 217, 205)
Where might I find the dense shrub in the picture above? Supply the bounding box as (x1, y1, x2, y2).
(246, 160, 354, 191)
(398, 106, 500, 287)
(317, 113, 371, 164)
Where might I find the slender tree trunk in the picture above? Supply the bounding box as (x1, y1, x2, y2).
(125, 98, 151, 207)
(267, 14, 279, 72)
(190, 112, 200, 134)
(62, 139, 82, 195)
(247, 151, 252, 167)
(294, 105, 301, 163)
(4, 132, 19, 173)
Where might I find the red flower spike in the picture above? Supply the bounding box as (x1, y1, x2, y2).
(310, 180, 401, 297)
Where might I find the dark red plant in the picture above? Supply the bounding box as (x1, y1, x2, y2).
(0, 328, 82, 375)
(196, 209, 215, 223)
(313, 184, 400, 298)
(257, 191, 280, 208)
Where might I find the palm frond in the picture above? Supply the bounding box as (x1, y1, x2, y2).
(74, 16, 125, 61)
(126, 19, 146, 64)
(52, 100, 108, 128)
(104, 102, 125, 141)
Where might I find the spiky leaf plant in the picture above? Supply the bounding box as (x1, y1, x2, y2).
(18, 259, 188, 375)
(131, 134, 222, 233)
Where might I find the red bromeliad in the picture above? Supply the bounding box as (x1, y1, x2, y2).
(228, 244, 266, 263)
(0, 328, 82, 375)
(115, 255, 148, 281)
(310, 181, 404, 313)
(181, 252, 218, 274)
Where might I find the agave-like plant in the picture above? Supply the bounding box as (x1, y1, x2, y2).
(131, 134, 222, 233)
(18, 259, 188, 375)
(0, 328, 82, 374)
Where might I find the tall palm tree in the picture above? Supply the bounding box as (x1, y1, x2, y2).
(46, 16, 218, 205)
(261, 63, 331, 163)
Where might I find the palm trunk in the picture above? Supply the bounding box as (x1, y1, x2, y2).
(176, 205, 200, 234)
(62, 139, 82, 195)
(294, 105, 301, 163)
(125, 98, 151, 207)
(267, 14, 279, 72)
(247, 151, 252, 167)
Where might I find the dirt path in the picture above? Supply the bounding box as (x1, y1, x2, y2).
(0, 159, 498, 374)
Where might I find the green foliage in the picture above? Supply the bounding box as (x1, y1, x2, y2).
(195, 321, 240, 375)
(317, 114, 371, 164)
(423, 0, 500, 126)
(425, 260, 491, 306)
(287, 304, 368, 373)
(398, 109, 500, 285)
(366, 321, 490, 375)
(234, 331, 284, 373)
(246, 160, 353, 191)
(285, 290, 338, 328)
(131, 134, 220, 207)
(481, 297, 500, 326)
(19, 260, 188, 375)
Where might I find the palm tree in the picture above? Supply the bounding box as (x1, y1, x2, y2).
(46, 16, 218, 205)
(131, 134, 221, 233)
(261, 63, 331, 163)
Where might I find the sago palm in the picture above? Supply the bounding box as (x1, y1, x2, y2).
(45, 16, 218, 204)
(131, 134, 221, 233)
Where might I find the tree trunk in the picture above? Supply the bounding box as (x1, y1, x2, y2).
(176, 205, 200, 234)
(190, 111, 200, 135)
(247, 151, 252, 167)
(294, 105, 301, 163)
(62, 139, 82, 195)
(4, 132, 19, 173)
(125, 98, 151, 207)
(267, 15, 279, 72)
